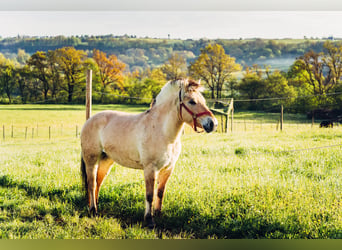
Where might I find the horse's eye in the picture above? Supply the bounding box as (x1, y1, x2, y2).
(189, 99, 197, 105)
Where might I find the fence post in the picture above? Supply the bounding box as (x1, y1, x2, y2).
(226, 98, 234, 133)
(86, 69, 92, 120)
(280, 105, 283, 131)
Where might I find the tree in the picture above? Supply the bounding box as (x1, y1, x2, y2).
(238, 65, 295, 110)
(264, 69, 296, 108)
(54, 47, 87, 103)
(93, 49, 126, 103)
(47, 50, 62, 101)
(189, 44, 242, 99)
(289, 41, 342, 103)
(17, 49, 30, 65)
(238, 67, 265, 100)
(0, 60, 17, 104)
(226, 77, 238, 98)
(322, 41, 342, 87)
(27, 51, 51, 101)
(160, 53, 187, 80)
(14, 65, 32, 104)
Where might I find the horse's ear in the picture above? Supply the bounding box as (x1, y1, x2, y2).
(196, 79, 205, 92)
(186, 79, 203, 92)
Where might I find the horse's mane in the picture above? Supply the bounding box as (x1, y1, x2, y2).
(153, 79, 203, 107)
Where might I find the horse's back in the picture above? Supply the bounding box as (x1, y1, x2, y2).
(82, 110, 143, 145)
(82, 110, 141, 131)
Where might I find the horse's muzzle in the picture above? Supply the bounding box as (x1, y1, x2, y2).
(201, 117, 218, 133)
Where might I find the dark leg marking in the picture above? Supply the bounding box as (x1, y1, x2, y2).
(146, 193, 153, 204)
(157, 188, 164, 200)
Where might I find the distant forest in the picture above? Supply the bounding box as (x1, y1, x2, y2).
(0, 35, 335, 71)
(1, 35, 342, 118)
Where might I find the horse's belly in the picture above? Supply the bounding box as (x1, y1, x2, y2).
(105, 147, 143, 170)
(113, 157, 144, 170)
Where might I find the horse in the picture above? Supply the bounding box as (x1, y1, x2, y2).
(320, 120, 334, 128)
(80, 79, 218, 228)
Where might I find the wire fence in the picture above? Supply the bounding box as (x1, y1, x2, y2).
(1, 90, 342, 158)
(1, 127, 341, 159)
(1, 124, 81, 141)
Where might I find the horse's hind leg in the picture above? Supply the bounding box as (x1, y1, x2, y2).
(143, 166, 156, 228)
(155, 166, 173, 217)
(82, 153, 99, 217)
(95, 152, 114, 206)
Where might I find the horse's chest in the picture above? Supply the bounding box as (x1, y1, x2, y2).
(144, 141, 181, 170)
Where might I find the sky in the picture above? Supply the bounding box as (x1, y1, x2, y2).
(1, 11, 342, 40)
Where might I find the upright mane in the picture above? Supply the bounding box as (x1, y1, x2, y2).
(153, 79, 203, 107)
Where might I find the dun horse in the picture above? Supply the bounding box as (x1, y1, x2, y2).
(80, 79, 218, 228)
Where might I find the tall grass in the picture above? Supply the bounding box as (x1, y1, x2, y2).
(0, 105, 341, 238)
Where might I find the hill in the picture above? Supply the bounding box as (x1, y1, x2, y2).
(0, 35, 338, 71)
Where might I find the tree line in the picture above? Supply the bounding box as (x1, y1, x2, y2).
(0, 35, 333, 72)
(1, 40, 342, 117)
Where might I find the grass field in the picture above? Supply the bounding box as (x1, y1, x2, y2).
(0, 104, 341, 239)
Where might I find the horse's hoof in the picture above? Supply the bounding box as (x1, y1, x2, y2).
(145, 221, 155, 229)
(143, 216, 155, 229)
(89, 207, 98, 218)
(154, 210, 162, 218)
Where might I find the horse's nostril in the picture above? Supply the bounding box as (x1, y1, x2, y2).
(203, 119, 215, 133)
(209, 120, 214, 130)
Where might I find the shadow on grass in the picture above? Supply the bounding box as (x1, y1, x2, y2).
(0, 174, 338, 238)
(0, 175, 87, 216)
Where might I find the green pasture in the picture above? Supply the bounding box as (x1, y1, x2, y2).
(0, 104, 341, 239)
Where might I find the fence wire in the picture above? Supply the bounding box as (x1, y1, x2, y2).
(1, 89, 342, 158)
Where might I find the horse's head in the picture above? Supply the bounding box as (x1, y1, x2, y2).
(177, 79, 218, 133)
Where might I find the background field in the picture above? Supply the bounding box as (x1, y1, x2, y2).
(0, 104, 341, 239)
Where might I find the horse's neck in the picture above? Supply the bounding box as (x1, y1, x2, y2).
(155, 98, 184, 143)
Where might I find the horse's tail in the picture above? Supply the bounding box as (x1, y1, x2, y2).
(80, 154, 88, 197)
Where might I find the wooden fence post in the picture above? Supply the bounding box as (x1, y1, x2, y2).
(231, 99, 234, 132)
(226, 98, 234, 133)
(86, 69, 92, 120)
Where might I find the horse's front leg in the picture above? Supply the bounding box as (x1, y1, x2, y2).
(143, 166, 156, 228)
(154, 165, 174, 217)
